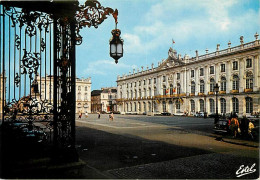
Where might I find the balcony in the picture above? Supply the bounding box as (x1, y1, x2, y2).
(208, 92, 214, 95)
(244, 88, 253, 93)
(219, 91, 226, 94)
(189, 93, 195, 96)
(179, 93, 186, 97)
(230, 90, 239, 93)
(198, 93, 205, 96)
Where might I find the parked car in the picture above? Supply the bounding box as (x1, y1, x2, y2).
(213, 119, 229, 134)
(208, 113, 222, 118)
(161, 112, 171, 116)
(194, 112, 204, 117)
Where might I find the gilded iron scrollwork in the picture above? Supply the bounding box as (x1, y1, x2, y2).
(21, 50, 40, 79)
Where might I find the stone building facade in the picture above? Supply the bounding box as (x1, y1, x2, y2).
(116, 34, 260, 117)
(35, 76, 91, 114)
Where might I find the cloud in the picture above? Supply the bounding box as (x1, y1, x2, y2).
(83, 59, 133, 76)
(124, 0, 257, 55)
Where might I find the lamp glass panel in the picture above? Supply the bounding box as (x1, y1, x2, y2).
(111, 44, 116, 54)
(117, 43, 123, 54)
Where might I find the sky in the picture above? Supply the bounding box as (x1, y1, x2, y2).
(76, 0, 259, 90)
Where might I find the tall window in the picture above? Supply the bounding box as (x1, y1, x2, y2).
(232, 75, 239, 90)
(170, 84, 173, 95)
(177, 73, 180, 80)
(191, 81, 195, 94)
(210, 66, 214, 74)
(246, 58, 252, 68)
(232, 97, 239, 113)
(200, 68, 204, 76)
(246, 72, 253, 89)
(85, 86, 88, 91)
(84, 93, 88, 100)
(148, 102, 151, 112)
(163, 85, 167, 95)
(78, 86, 81, 91)
(190, 100, 195, 112)
(135, 90, 137, 98)
(78, 93, 81, 100)
(199, 99, 204, 112)
(130, 103, 132, 112)
(139, 89, 141, 98)
(149, 79, 151, 84)
(176, 100, 180, 112)
(233, 61, 238, 70)
(143, 80, 146, 85)
(154, 87, 157, 96)
(220, 77, 226, 91)
(139, 81, 141, 86)
(154, 78, 156, 84)
(246, 97, 253, 113)
(144, 88, 146, 97)
(200, 80, 205, 93)
(191, 70, 194, 78)
(210, 78, 215, 92)
(163, 76, 166, 82)
(177, 83, 181, 94)
(221, 64, 225, 72)
(131, 90, 133, 98)
(138, 102, 141, 112)
(220, 98, 226, 114)
(148, 88, 151, 96)
(134, 102, 137, 112)
(143, 102, 146, 112)
(134, 82, 136, 87)
(209, 99, 215, 113)
(127, 91, 129, 98)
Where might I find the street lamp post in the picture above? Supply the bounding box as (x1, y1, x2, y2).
(214, 83, 219, 124)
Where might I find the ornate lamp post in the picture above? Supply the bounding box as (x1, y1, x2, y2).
(214, 83, 219, 124)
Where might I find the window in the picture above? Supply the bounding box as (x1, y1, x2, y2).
(210, 66, 214, 74)
(163, 85, 167, 95)
(232, 75, 239, 90)
(131, 83, 132, 87)
(232, 97, 239, 113)
(139, 81, 141, 86)
(143, 102, 146, 112)
(138, 102, 141, 112)
(163, 101, 167, 112)
(191, 70, 194, 78)
(134, 82, 136, 87)
(148, 102, 151, 112)
(154, 78, 156, 84)
(127, 91, 129, 98)
(139, 89, 141, 98)
(190, 100, 195, 112)
(177, 73, 180, 80)
(191, 81, 195, 94)
(154, 87, 157, 96)
(143, 80, 146, 85)
(209, 99, 215, 113)
(210, 78, 215, 92)
(176, 100, 180, 112)
(85, 86, 88, 91)
(233, 61, 238, 70)
(220, 77, 226, 91)
(200, 80, 204, 93)
(170, 84, 173, 95)
(135, 90, 137, 98)
(149, 79, 151, 84)
(246, 58, 252, 68)
(78, 93, 81, 100)
(177, 83, 181, 94)
(246, 72, 253, 89)
(246, 97, 253, 113)
(200, 68, 204, 76)
(127, 84, 128, 88)
(199, 99, 204, 112)
(130, 103, 132, 112)
(144, 88, 146, 97)
(163, 76, 166, 82)
(78, 86, 81, 91)
(84, 93, 88, 100)
(148, 88, 151, 96)
(221, 64, 225, 72)
(134, 102, 137, 112)
(220, 98, 226, 114)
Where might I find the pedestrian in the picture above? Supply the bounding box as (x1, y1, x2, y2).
(78, 111, 81, 119)
(85, 112, 88, 118)
(98, 112, 100, 119)
(110, 113, 114, 121)
(240, 114, 249, 138)
(248, 120, 255, 139)
(230, 115, 239, 138)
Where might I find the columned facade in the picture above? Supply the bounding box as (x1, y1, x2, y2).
(116, 35, 260, 117)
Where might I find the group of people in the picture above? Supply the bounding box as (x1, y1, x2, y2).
(228, 113, 255, 139)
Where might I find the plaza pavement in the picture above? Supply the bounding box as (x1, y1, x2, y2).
(75, 114, 259, 179)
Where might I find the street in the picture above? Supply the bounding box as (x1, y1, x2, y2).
(75, 114, 259, 179)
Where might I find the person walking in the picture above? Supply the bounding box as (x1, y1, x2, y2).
(230, 115, 239, 138)
(240, 114, 249, 138)
(248, 120, 255, 139)
(85, 112, 88, 118)
(98, 112, 101, 119)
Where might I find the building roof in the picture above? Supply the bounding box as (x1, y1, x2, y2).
(102, 88, 117, 93)
(91, 90, 102, 96)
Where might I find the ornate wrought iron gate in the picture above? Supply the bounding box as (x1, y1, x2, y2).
(0, 1, 117, 166)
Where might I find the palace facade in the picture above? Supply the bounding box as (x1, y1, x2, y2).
(116, 34, 260, 117)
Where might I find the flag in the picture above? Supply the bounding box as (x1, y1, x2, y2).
(165, 89, 169, 94)
(173, 88, 176, 93)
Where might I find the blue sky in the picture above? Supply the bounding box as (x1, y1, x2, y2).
(76, 0, 259, 90)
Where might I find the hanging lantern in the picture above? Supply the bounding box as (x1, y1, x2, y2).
(109, 28, 123, 64)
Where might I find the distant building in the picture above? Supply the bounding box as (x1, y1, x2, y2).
(91, 90, 102, 113)
(91, 87, 117, 113)
(116, 34, 260, 117)
(35, 76, 91, 114)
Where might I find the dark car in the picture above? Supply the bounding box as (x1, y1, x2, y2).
(208, 113, 222, 118)
(161, 112, 171, 116)
(213, 119, 229, 134)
